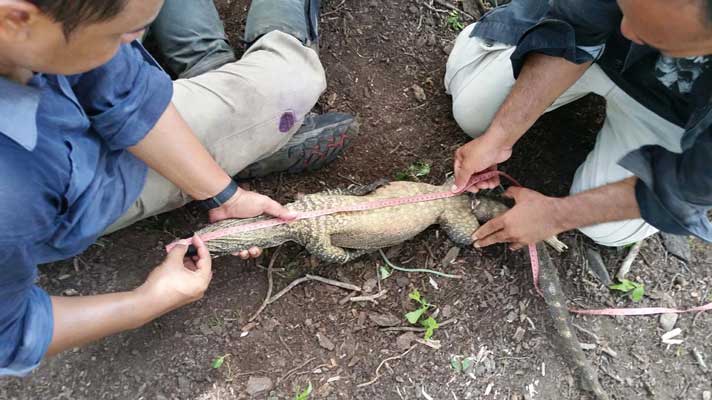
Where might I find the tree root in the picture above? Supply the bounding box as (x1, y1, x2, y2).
(535, 243, 610, 400)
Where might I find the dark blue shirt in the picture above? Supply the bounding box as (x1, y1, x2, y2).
(0, 42, 172, 376)
(471, 0, 712, 242)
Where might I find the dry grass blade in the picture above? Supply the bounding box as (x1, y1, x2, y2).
(248, 246, 282, 322)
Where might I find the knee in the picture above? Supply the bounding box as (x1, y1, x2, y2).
(578, 220, 658, 248)
(452, 94, 495, 138)
(297, 56, 327, 106)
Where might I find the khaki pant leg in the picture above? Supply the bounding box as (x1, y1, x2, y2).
(571, 87, 685, 247)
(107, 31, 326, 233)
(445, 23, 613, 138)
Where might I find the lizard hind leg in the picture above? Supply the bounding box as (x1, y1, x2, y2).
(304, 234, 370, 264)
(324, 178, 390, 196)
(439, 200, 480, 247)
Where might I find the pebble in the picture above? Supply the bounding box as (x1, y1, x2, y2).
(395, 276, 410, 288)
(396, 332, 418, 351)
(362, 278, 378, 293)
(703, 391, 711, 400)
(177, 376, 190, 392)
(660, 232, 691, 262)
(442, 43, 454, 55)
(246, 376, 273, 395)
(441, 305, 452, 319)
(411, 84, 427, 102)
(584, 248, 612, 286)
(316, 333, 336, 351)
(660, 313, 678, 332)
(262, 318, 280, 332)
(368, 312, 401, 327)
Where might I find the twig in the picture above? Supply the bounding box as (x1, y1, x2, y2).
(248, 247, 282, 322)
(616, 241, 643, 281)
(692, 348, 709, 372)
(337, 173, 362, 186)
(433, 0, 476, 20)
(267, 274, 361, 305)
(422, 1, 449, 15)
(572, 323, 600, 343)
(349, 289, 389, 302)
(233, 369, 270, 378)
(357, 345, 419, 388)
(306, 275, 362, 291)
(278, 335, 294, 357)
(322, 0, 346, 16)
(380, 318, 457, 332)
(380, 249, 463, 279)
(278, 357, 317, 384)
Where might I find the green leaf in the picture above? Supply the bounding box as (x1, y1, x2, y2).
(395, 162, 432, 181)
(609, 279, 636, 293)
(631, 285, 645, 302)
(421, 317, 439, 340)
(461, 358, 473, 372)
(212, 355, 226, 369)
(410, 162, 431, 178)
(408, 289, 422, 303)
(294, 382, 313, 400)
(379, 266, 392, 280)
(394, 171, 409, 181)
(405, 307, 427, 324)
(450, 357, 462, 372)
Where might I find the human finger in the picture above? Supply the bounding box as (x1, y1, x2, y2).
(472, 217, 505, 243)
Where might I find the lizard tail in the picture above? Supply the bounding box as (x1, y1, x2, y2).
(535, 243, 610, 400)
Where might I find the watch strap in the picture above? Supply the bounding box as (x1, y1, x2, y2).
(197, 179, 239, 210)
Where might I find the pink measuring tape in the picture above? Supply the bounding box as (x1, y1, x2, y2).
(167, 171, 712, 317)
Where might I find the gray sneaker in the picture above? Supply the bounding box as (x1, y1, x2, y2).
(237, 112, 359, 179)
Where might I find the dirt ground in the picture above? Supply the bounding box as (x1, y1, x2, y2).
(3, 1, 711, 399)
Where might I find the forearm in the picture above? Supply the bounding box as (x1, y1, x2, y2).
(557, 177, 641, 232)
(486, 54, 592, 147)
(47, 287, 174, 356)
(129, 103, 231, 200)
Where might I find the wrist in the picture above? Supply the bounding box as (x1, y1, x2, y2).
(484, 122, 518, 150)
(194, 175, 233, 201)
(131, 283, 181, 325)
(196, 178, 240, 210)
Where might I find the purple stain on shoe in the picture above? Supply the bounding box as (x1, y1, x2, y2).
(279, 112, 296, 133)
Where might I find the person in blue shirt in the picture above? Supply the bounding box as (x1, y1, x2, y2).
(445, 0, 712, 249)
(0, 0, 357, 376)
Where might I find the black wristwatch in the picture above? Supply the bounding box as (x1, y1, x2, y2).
(196, 179, 240, 210)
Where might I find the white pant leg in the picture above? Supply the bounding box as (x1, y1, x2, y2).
(571, 86, 685, 246)
(444, 23, 685, 247)
(445, 23, 614, 138)
(107, 31, 326, 233)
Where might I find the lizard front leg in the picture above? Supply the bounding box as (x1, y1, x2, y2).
(475, 196, 568, 253)
(304, 234, 369, 264)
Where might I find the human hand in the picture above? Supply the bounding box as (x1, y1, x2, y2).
(452, 134, 512, 193)
(472, 187, 565, 250)
(138, 234, 213, 310)
(208, 188, 297, 260)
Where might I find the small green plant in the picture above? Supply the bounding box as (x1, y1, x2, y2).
(395, 161, 431, 181)
(609, 279, 645, 302)
(211, 354, 230, 369)
(447, 10, 464, 31)
(378, 265, 393, 280)
(450, 356, 473, 374)
(405, 289, 440, 340)
(294, 382, 313, 400)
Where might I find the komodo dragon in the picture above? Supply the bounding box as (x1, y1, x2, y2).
(186, 180, 608, 399)
(190, 179, 567, 261)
